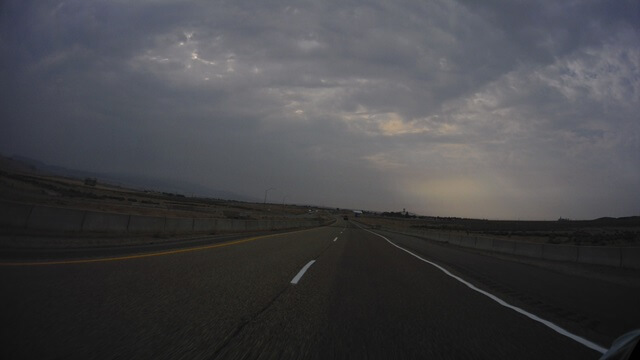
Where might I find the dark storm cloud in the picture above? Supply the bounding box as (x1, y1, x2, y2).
(1, 0, 638, 219)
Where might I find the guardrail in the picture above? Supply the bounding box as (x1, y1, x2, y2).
(355, 221, 640, 270)
(0, 201, 331, 236)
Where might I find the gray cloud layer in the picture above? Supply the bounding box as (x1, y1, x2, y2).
(1, 0, 639, 219)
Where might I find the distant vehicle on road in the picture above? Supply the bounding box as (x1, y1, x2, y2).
(343, 216, 349, 220)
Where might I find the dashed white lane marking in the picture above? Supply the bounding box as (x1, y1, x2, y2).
(291, 260, 316, 285)
(362, 228, 608, 355)
(333, 237, 338, 242)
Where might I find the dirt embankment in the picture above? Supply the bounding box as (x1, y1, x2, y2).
(0, 169, 321, 222)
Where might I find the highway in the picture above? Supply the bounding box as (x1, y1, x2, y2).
(1, 218, 639, 359)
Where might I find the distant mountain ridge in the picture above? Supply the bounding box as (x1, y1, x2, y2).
(1, 154, 259, 202)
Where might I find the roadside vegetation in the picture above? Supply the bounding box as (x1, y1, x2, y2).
(356, 214, 640, 247)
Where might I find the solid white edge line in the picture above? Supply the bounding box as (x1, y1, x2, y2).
(291, 260, 316, 285)
(333, 237, 338, 242)
(361, 227, 608, 355)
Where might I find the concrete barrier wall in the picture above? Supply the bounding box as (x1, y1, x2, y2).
(514, 242, 543, 258)
(231, 219, 246, 232)
(245, 220, 260, 232)
(27, 206, 85, 232)
(216, 219, 252, 233)
(447, 235, 461, 245)
(459, 237, 476, 248)
(475, 237, 493, 250)
(370, 223, 639, 270)
(431, 232, 450, 243)
(273, 221, 285, 230)
(621, 248, 640, 269)
(193, 218, 216, 233)
(493, 239, 516, 254)
(165, 217, 194, 234)
(578, 246, 621, 267)
(128, 215, 166, 234)
(0, 201, 33, 228)
(258, 220, 272, 231)
(542, 244, 578, 262)
(82, 212, 130, 233)
(215, 219, 233, 232)
(0, 200, 329, 237)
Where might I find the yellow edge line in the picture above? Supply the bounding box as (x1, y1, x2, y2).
(0, 229, 309, 267)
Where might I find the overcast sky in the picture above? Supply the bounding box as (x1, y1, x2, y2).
(1, 0, 639, 219)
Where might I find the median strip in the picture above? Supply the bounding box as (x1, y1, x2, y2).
(290, 260, 316, 284)
(0, 229, 313, 266)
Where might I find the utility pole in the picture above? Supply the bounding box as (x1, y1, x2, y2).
(263, 187, 275, 210)
(282, 195, 287, 215)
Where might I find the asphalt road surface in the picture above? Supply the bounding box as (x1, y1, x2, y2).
(1, 219, 639, 359)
